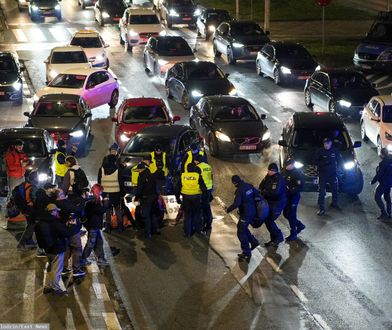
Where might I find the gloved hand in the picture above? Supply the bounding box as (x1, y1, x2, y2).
(176, 196, 182, 205)
(209, 194, 214, 202)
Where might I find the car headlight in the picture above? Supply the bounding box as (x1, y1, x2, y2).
(385, 132, 392, 141)
(215, 131, 231, 142)
(96, 54, 105, 62)
(33, 94, 39, 102)
(338, 99, 352, 108)
(158, 59, 169, 66)
(120, 133, 131, 142)
(70, 130, 84, 138)
(315, 65, 321, 71)
(38, 173, 48, 182)
(294, 161, 304, 169)
(262, 130, 270, 141)
(194, 8, 201, 16)
(54, 4, 60, 10)
(169, 9, 179, 17)
(49, 69, 57, 79)
(378, 49, 392, 61)
(31, 5, 38, 11)
(280, 66, 292, 74)
(232, 42, 244, 48)
(343, 161, 355, 170)
(12, 81, 22, 91)
(159, 30, 167, 36)
(102, 11, 110, 19)
(208, 25, 216, 33)
(229, 88, 237, 96)
(128, 30, 138, 37)
(191, 90, 203, 97)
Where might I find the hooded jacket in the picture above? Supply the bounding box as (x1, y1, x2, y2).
(5, 146, 28, 178)
(62, 165, 81, 194)
(97, 155, 123, 194)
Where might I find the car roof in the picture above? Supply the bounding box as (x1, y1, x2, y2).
(51, 45, 85, 52)
(374, 95, 392, 105)
(126, 8, 156, 15)
(182, 60, 216, 68)
(292, 112, 345, 130)
(0, 127, 46, 138)
(38, 94, 82, 102)
(204, 95, 250, 106)
(138, 124, 191, 137)
(123, 97, 165, 107)
(73, 30, 100, 38)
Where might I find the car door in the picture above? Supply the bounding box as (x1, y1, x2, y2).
(318, 73, 333, 110)
(367, 99, 381, 144)
(147, 38, 157, 71)
(171, 64, 185, 101)
(260, 44, 274, 78)
(308, 72, 324, 108)
(198, 101, 211, 139)
(94, 0, 101, 20)
(97, 71, 114, 105)
(80, 99, 92, 135)
(197, 10, 206, 35)
(83, 72, 102, 108)
(215, 22, 229, 54)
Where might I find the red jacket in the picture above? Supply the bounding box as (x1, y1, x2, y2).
(6, 147, 28, 178)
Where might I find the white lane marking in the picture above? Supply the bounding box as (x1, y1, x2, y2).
(49, 27, 69, 41)
(259, 106, 270, 114)
(66, 308, 77, 330)
(248, 98, 256, 104)
(127, 93, 134, 98)
(102, 312, 122, 330)
(365, 73, 377, 80)
(272, 115, 282, 123)
(290, 285, 308, 303)
(12, 29, 28, 42)
(66, 27, 78, 36)
(121, 86, 129, 92)
(266, 256, 283, 274)
(89, 263, 100, 273)
(108, 68, 118, 79)
(314, 314, 332, 330)
(374, 75, 389, 84)
(28, 28, 47, 42)
(93, 283, 110, 301)
(377, 82, 392, 90)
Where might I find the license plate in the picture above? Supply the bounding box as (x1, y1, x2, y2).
(182, 18, 192, 21)
(0, 92, 4, 96)
(298, 76, 310, 80)
(113, 18, 120, 21)
(313, 178, 319, 185)
(249, 51, 258, 56)
(240, 145, 257, 150)
(124, 181, 133, 187)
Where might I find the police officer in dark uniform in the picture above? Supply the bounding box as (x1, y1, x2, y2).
(371, 147, 392, 219)
(259, 163, 286, 247)
(317, 137, 341, 216)
(282, 159, 306, 241)
(226, 175, 259, 262)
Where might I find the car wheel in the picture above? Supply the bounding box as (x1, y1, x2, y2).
(273, 68, 281, 85)
(166, 83, 172, 99)
(153, 62, 158, 75)
(347, 169, 364, 196)
(182, 91, 190, 110)
(127, 40, 133, 52)
(213, 40, 221, 57)
(14, 95, 23, 106)
(377, 136, 383, 156)
(227, 47, 236, 65)
(196, 27, 201, 37)
(205, 32, 211, 41)
(81, 1, 86, 9)
(189, 118, 196, 129)
(105, 59, 109, 69)
(304, 89, 313, 109)
(360, 121, 368, 141)
(208, 134, 218, 157)
(108, 89, 119, 108)
(328, 100, 336, 113)
(143, 55, 149, 72)
(99, 14, 104, 26)
(167, 19, 172, 29)
(256, 60, 264, 76)
(119, 32, 125, 45)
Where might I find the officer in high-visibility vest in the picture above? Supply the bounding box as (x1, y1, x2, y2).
(180, 142, 207, 173)
(194, 155, 213, 232)
(149, 144, 168, 194)
(176, 163, 207, 237)
(54, 140, 77, 187)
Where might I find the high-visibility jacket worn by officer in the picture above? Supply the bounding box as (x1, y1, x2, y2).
(150, 151, 168, 176)
(131, 165, 139, 187)
(197, 162, 213, 190)
(180, 171, 207, 195)
(55, 150, 68, 177)
(182, 150, 205, 173)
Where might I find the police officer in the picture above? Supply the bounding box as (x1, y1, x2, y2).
(150, 144, 168, 194)
(259, 163, 286, 247)
(371, 147, 392, 219)
(181, 142, 207, 173)
(226, 175, 259, 262)
(54, 140, 77, 187)
(282, 159, 306, 241)
(176, 163, 207, 237)
(131, 155, 152, 194)
(194, 155, 213, 232)
(317, 137, 341, 216)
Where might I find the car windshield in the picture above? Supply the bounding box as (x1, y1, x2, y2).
(124, 135, 176, 155)
(71, 37, 102, 48)
(207, 11, 230, 21)
(130, 14, 159, 24)
(51, 51, 87, 64)
(0, 56, 17, 73)
(49, 74, 86, 88)
(231, 23, 264, 37)
(330, 73, 371, 90)
(213, 104, 258, 122)
(102, 0, 125, 7)
(156, 38, 193, 56)
(186, 63, 224, 80)
(292, 129, 350, 151)
(276, 45, 312, 60)
(122, 105, 168, 123)
(383, 105, 392, 123)
(366, 23, 392, 42)
(35, 101, 80, 117)
(0, 138, 46, 157)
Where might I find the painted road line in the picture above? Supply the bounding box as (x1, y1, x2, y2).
(89, 263, 100, 273)
(66, 27, 78, 36)
(102, 312, 122, 330)
(259, 106, 270, 114)
(374, 75, 389, 85)
(12, 29, 28, 42)
(49, 27, 69, 41)
(121, 86, 129, 92)
(248, 98, 256, 105)
(377, 82, 392, 90)
(266, 256, 283, 274)
(314, 314, 332, 330)
(28, 28, 47, 42)
(108, 68, 118, 79)
(272, 115, 282, 123)
(290, 285, 308, 303)
(93, 282, 110, 301)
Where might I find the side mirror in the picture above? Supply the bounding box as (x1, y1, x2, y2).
(372, 83, 377, 88)
(111, 116, 118, 123)
(104, 44, 110, 48)
(172, 115, 181, 122)
(84, 112, 92, 118)
(278, 140, 287, 147)
(23, 111, 31, 118)
(88, 58, 95, 63)
(225, 73, 230, 78)
(44, 59, 49, 64)
(353, 141, 362, 148)
(260, 114, 267, 120)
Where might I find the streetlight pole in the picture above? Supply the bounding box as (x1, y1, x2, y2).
(236, 0, 239, 20)
(264, 0, 270, 33)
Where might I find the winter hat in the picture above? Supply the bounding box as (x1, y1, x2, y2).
(57, 140, 66, 148)
(231, 175, 242, 184)
(268, 163, 279, 172)
(109, 142, 120, 152)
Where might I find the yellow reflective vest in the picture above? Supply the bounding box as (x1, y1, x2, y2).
(55, 150, 68, 177)
(181, 172, 202, 195)
(149, 151, 168, 176)
(197, 162, 213, 190)
(131, 165, 140, 187)
(184, 150, 205, 172)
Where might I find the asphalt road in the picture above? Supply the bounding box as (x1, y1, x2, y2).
(1, 0, 392, 329)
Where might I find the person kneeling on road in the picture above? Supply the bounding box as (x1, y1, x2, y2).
(226, 175, 259, 263)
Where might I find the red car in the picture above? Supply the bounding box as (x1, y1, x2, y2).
(112, 97, 180, 148)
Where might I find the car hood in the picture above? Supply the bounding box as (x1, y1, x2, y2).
(334, 88, 379, 106)
(30, 116, 82, 132)
(49, 63, 90, 74)
(128, 24, 163, 33)
(288, 148, 355, 165)
(36, 87, 82, 98)
(233, 35, 270, 46)
(356, 41, 391, 55)
(171, 4, 196, 12)
(0, 72, 19, 85)
(27, 156, 49, 173)
(213, 121, 265, 138)
(83, 48, 103, 60)
(279, 58, 318, 71)
(188, 79, 233, 95)
(159, 54, 195, 64)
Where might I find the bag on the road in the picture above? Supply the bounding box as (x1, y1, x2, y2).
(251, 188, 269, 228)
(7, 183, 32, 217)
(70, 168, 89, 193)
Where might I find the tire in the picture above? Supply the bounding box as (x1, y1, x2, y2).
(105, 59, 109, 69)
(304, 89, 313, 109)
(99, 15, 104, 27)
(153, 62, 158, 75)
(189, 118, 196, 129)
(14, 96, 23, 106)
(167, 19, 172, 29)
(256, 60, 263, 76)
(205, 32, 211, 41)
(196, 27, 201, 37)
(127, 41, 133, 52)
(347, 170, 364, 196)
(228, 47, 236, 65)
(166, 83, 172, 99)
(143, 55, 149, 71)
(360, 121, 368, 141)
(108, 89, 119, 108)
(208, 134, 218, 157)
(213, 40, 221, 57)
(328, 100, 336, 113)
(273, 68, 281, 85)
(377, 136, 383, 156)
(182, 91, 190, 110)
(119, 32, 125, 45)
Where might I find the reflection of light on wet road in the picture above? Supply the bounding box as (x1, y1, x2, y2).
(92, 105, 111, 120)
(275, 91, 300, 109)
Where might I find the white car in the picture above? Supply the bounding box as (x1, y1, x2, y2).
(70, 30, 110, 69)
(45, 46, 91, 83)
(361, 95, 392, 156)
(34, 68, 119, 109)
(125, 0, 154, 9)
(119, 8, 165, 52)
(144, 35, 195, 77)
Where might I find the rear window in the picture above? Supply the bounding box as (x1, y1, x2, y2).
(35, 101, 80, 117)
(0, 138, 46, 157)
(124, 135, 176, 155)
(0, 56, 17, 73)
(366, 23, 392, 43)
(186, 63, 224, 80)
(123, 105, 168, 123)
(49, 74, 86, 88)
(213, 104, 258, 122)
(129, 14, 159, 24)
(156, 38, 193, 56)
(383, 105, 392, 123)
(71, 37, 102, 48)
(51, 51, 87, 64)
(291, 128, 350, 151)
(231, 23, 265, 37)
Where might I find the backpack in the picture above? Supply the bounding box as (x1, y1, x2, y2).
(251, 188, 269, 228)
(35, 221, 54, 251)
(7, 183, 32, 216)
(70, 168, 89, 193)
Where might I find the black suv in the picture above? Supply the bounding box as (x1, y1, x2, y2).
(278, 112, 363, 195)
(28, 0, 62, 21)
(0, 128, 55, 196)
(213, 20, 270, 65)
(159, 0, 197, 29)
(0, 51, 24, 106)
